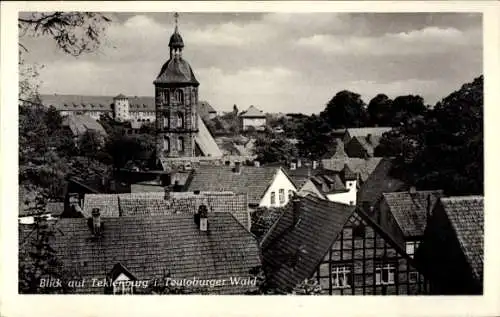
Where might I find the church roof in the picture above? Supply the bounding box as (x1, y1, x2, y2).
(154, 58, 199, 86)
(169, 31, 184, 48)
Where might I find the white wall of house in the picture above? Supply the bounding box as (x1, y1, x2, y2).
(114, 99, 130, 122)
(259, 168, 297, 208)
(326, 180, 357, 206)
(242, 117, 266, 130)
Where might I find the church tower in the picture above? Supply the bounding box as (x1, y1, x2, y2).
(154, 13, 199, 164)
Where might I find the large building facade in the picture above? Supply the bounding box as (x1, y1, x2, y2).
(153, 20, 200, 162)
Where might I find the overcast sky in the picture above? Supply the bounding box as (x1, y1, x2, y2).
(22, 12, 482, 114)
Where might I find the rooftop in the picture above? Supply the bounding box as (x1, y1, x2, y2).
(240, 105, 265, 118)
(440, 196, 484, 282)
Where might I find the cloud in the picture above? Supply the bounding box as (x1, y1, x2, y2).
(296, 26, 479, 56)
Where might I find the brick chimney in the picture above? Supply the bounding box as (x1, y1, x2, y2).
(297, 159, 302, 168)
(426, 194, 433, 220)
(409, 186, 417, 195)
(254, 160, 260, 168)
(91, 208, 101, 235)
(290, 162, 297, 170)
(234, 161, 241, 174)
(312, 160, 318, 170)
(198, 204, 208, 232)
(366, 133, 372, 144)
(164, 185, 171, 200)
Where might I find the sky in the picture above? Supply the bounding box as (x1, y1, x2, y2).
(21, 12, 483, 114)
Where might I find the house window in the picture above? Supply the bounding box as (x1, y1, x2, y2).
(331, 265, 352, 289)
(270, 191, 276, 205)
(279, 189, 285, 204)
(178, 137, 184, 152)
(163, 136, 170, 152)
(163, 113, 169, 128)
(174, 90, 184, 104)
(409, 271, 419, 283)
(177, 112, 184, 128)
(376, 264, 395, 285)
(288, 189, 294, 199)
(113, 280, 134, 295)
(405, 241, 419, 258)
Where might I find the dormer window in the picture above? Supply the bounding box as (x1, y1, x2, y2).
(108, 263, 136, 295)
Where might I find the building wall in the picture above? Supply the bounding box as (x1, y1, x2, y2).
(242, 117, 266, 130)
(130, 111, 156, 122)
(114, 98, 130, 122)
(155, 86, 198, 160)
(310, 212, 428, 295)
(326, 180, 357, 206)
(259, 169, 297, 208)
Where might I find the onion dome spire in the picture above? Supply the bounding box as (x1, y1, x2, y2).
(169, 12, 184, 52)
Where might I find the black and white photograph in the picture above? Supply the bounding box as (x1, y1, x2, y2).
(2, 1, 499, 315)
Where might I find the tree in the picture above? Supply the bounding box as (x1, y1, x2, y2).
(367, 94, 393, 126)
(233, 104, 239, 116)
(320, 90, 367, 128)
(382, 76, 483, 195)
(19, 12, 111, 57)
(390, 95, 427, 126)
(296, 114, 333, 160)
(253, 135, 298, 164)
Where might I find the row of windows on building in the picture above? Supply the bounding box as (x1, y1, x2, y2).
(163, 136, 185, 152)
(160, 112, 196, 129)
(158, 89, 195, 105)
(270, 189, 294, 206)
(327, 263, 410, 289)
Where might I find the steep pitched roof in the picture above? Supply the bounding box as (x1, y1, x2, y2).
(440, 196, 484, 282)
(346, 127, 392, 138)
(261, 196, 355, 291)
(154, 58, 199, 85)
(187, 166, 284, 205)
(64, 114, 107, 137)
(310, 172, 348, 195)
(357, 158, 408, 208)
(321, 157, 382, 183)
(45, 213, 261, 294)
(240, 105, 265, 118)
(195, 115, 223, 157)
(349, 135, 382, 157)
(81, 192, 251, 229)
(198, 101, 216, 117)
(382, 190, 443, 237)
(40, 94, 114, 111)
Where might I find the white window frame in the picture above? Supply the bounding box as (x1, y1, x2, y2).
(270, 191, 276, 205)
(288, 189, 294, 199)
(331, 265, 351, 289)
(113, 280, 134, 295)
(279, 188, 285, 204)
(405, 241, 419, 258)
(375, 264, 395, 285)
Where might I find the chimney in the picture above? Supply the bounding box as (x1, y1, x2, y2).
(297, 159, 302, 168)
(164, 185, 171, 200)
(290, 162, 297, 170)
(197, 204, 208, 232)
(426, 194, 433, 220)
(409, 186, 417, 195)
(366, 133, 372, 144)
(234, 161, 241, 174)
(312, 160, 318, 170)
(254, 160, 260, 168)
(91, 208, 101, 235)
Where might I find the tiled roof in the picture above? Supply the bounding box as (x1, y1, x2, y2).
(64, 114, 107, 136)
(83, 194, 120, 218)
(45, 213, 261, 294)
(346, 127, 392, 138)
(349, 135, 382, 157)
(310, 171, 347, 195)
(357, 158, 408, 208)
(187, 166, 282, 205)
(240, 105, 265, 118)
(41, 94, 212, 114)
(321, 157, 382, 183)
(382, 190, 443, 237)
(81, 192, 250, 229)
(261, 195, 355, 291)
(440, 196, 484, 282)
(154, 57, 199, 85)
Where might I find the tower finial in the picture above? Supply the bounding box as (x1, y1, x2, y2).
(174, 12, 179, 33)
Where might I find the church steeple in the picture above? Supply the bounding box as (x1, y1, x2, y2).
(169, 12, 184, 59)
